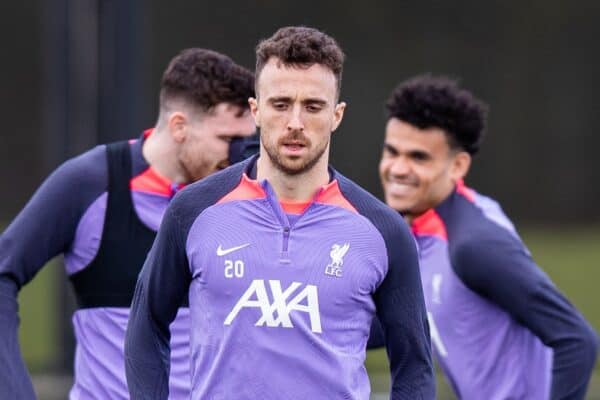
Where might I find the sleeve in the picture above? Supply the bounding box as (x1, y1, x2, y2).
(373, 221, 436, 400)
(125, 202, 192, 400)
(366, 314, 385, 349)
(0, 280, 36, 399)
(453, 236, 599, 400)
(0, 151, 105, 398)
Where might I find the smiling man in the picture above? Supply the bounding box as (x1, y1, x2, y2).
(125, 26, 435, 400)
(377, 75, 598, 399)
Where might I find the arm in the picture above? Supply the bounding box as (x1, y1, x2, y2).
(0, 150, 105, 398)
(0, 280, 36, 399)
(125, 202, 191, 399)
(374, 222, 435, 400)
(454, 236, 598, 400)
(366, 315, 385, 349)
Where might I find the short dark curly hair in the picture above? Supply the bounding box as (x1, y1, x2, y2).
(385, 75, 488, 155)
(255, 26, 345, 96)
(160, 48, 254, 113)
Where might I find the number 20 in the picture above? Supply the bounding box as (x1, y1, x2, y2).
(224, 260, 244, 278)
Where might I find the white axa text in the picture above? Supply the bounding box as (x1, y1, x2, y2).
(224, 279, 322, 333)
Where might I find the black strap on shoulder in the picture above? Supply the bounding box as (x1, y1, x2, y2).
(70, 141, 157, 308)
(105, 140, 137, 232)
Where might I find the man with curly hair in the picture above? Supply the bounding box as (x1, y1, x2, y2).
(0, 48, 257, 399)
(376, 75, 598, 399)
(125, 27, 435, 399)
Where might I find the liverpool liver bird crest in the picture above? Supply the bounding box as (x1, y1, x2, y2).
(325, 243, 350, 277)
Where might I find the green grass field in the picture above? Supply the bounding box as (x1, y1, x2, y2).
(15, 226, 600, 398)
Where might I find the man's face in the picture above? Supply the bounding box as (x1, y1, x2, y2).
(249, 58, 345, 175)
(379, 118, 469, 222)
(179, 103, 256, 181)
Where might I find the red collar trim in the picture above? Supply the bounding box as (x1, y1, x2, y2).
(411, 208, 448, 240)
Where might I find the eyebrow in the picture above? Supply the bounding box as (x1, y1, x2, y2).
(267, 96, 328, 106)
(383, 143, 399, 155)
(383, 143, 431, 159)
(303, 98, 327, 106)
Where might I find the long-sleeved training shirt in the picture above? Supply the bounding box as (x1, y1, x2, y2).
(411, 183, 598, 399)
(0, 132, 193, 399)
(125, 156, 436, 400)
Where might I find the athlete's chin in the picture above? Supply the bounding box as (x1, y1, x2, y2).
(187, 168, 213, 183)
(278, 160, 309, 175)
(216, 161, 230, 170)
(385, 195, 415, 214)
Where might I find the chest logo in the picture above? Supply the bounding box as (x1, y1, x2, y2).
(217, 243, 250, 256)
(224, 280, 322, 333)
(325, 243, 350, 277)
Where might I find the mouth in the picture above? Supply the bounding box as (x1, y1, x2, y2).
(281, 140, 307, 154)
(385, 178, 418, 196)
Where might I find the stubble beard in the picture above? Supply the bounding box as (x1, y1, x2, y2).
(264, 133, 329, 176)
(179, 151, 211, 183)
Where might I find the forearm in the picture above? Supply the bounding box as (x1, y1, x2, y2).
(548, 307, 598, 399)
(0, 278, 36, 399)
(366, 316, 385, 349)
(124, 201, 191, 399)
(125, 280, 171, 400)
(377, 289, 435, 399)
(375, 242, 435, 398)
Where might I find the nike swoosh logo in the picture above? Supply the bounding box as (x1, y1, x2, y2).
(216, 243, 250, 256)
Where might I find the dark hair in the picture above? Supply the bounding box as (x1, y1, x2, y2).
(385, 75, 488, 155)
(160, 48, 254, 112)
(255, 26, 345, 95)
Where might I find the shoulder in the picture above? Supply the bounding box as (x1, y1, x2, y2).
(437, 189, 531, 283)
(168, 159, 249, 232)
(53, 144, 108, 189)
(335, 171, 408, 227)
(333, 170, 413, 248)
(33, 145, 109, 214)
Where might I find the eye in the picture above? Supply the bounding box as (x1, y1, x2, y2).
(411, 152, 430, 162)
(272, 102, 288, 111)
(306, 104, 323, 113)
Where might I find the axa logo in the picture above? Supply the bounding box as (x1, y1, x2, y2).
(324, 243, 349, 277)
(224, 279, 322, 333)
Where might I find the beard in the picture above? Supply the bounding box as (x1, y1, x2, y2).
(262, 130, 329, 176)
(179, 152, 215, 183)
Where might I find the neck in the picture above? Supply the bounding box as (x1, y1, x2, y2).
(255, 155, 330, 202)
(403, 184, 457, 226)
(142, 127, 186, 183)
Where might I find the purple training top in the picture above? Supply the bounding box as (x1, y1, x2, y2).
(0, 133, 191, 399)
(125, 156, 436, 399)
(410, 183, 597, 400)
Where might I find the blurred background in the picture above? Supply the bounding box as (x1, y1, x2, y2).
(1, 1, 598, 399)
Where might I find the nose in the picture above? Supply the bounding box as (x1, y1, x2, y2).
(287, 106, 304, 132)
(388, 156, 411, 176)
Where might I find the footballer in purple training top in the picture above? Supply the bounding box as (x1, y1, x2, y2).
(0, 48, 257, 399)
(374, 74, 598, 400)
(125, 26, 435, 400)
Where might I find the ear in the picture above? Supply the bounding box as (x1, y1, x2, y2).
(331, 101, 346, 133)
(450, 151, 472, 181)
(248, 97, 260, 127)
(167, 112, 187, 143)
